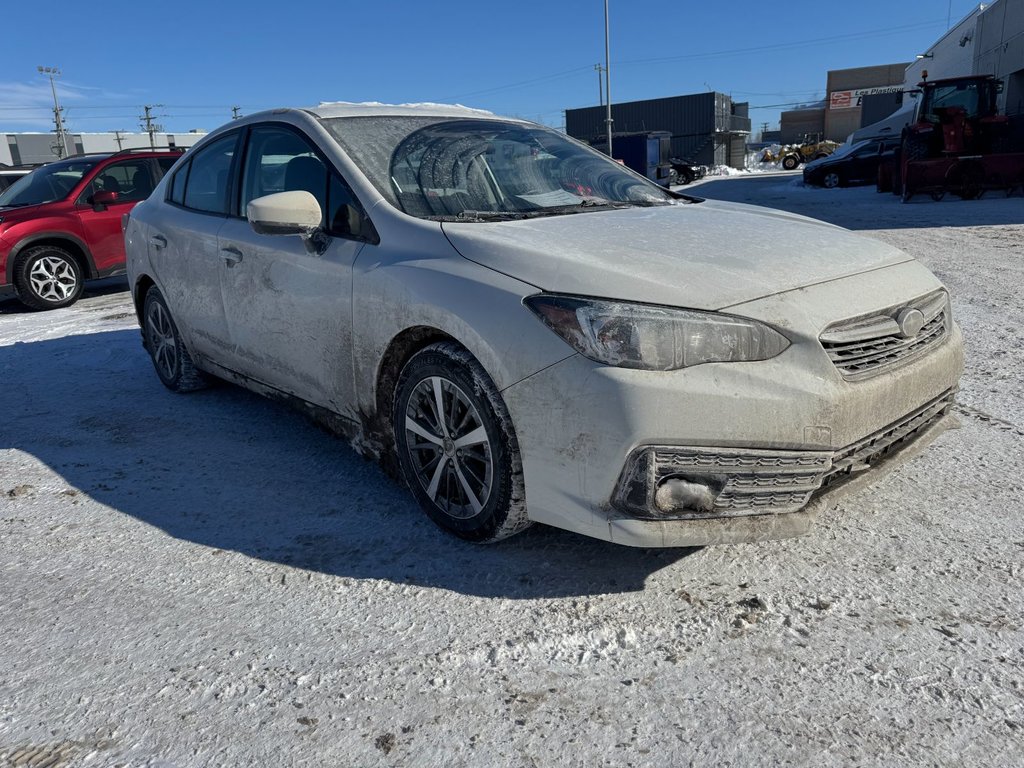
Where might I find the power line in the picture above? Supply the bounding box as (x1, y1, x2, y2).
(617, 19, 947, 67)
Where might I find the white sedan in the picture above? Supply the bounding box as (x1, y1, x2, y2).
(124, 103, 963, 547)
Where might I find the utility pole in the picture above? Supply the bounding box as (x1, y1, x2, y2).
(603, 0, 613, 157)
(231, 105, 242, 120)
(593, 64, 605, 107)
(114, 130, 125, 150)
(760, 122, 770, 141)
(38, 66, 71, 159)
(139, 104, 164, 149)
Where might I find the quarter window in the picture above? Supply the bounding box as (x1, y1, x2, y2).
(182, 133, 238, 214)
(169, 161, 188, 205)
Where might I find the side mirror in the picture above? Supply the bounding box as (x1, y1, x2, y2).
(92, 189, 119, 210)
(247, 191, 322, 236)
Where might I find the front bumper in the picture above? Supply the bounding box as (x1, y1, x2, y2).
(501, 267, 964, 547)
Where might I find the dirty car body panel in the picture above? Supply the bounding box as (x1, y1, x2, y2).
(125, 103, 963, 547)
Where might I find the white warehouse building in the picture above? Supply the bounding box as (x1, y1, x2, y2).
(0, 131, 207, 166)
(853, 0, 1024, 143)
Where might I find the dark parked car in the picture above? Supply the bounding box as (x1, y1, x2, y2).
(803, 139, 900, 188)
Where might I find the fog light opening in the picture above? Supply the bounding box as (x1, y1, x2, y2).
(654, 477, 718, 515)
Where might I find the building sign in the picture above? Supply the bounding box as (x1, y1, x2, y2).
(829, 85, 904, 109)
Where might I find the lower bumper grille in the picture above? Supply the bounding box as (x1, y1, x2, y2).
(613, 389, 956, 520)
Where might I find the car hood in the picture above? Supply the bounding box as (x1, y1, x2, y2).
(441, 199, 914, 310)
(0, 203, 48, 219)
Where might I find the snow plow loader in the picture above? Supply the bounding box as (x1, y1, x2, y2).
(900, 73, 1024, 202)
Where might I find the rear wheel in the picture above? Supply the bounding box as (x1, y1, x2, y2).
(393, 342, 529, 543)
(142, 288, 208, 392)
(13, 245, 83, 310)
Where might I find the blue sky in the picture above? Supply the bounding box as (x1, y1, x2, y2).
(1, 1, 983, 136)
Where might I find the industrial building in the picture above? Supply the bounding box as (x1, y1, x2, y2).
(0, 131, 206, 166)
(780, 62, 910, 143)
(785, 0, 1024, 146)
(565, 92, 752, 169)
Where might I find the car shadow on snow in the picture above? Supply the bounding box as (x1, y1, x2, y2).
(0, 330, 694, 598)
(694, 174, 1024, 230)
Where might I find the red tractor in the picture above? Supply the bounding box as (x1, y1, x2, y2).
(900, 73, 1024, 202)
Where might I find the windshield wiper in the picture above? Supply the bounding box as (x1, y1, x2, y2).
(456, 210, 531, 221)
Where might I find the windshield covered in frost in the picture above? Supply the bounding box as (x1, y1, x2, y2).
(0, 159, 100, 208)
(321, 116, 675, 220)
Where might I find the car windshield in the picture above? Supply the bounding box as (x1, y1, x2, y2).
(0, 159, 101, 208)
(321, 116, 676, 220)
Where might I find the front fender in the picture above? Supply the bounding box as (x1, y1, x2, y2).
(350, 216, 574, 421)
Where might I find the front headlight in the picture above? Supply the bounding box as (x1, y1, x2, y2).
(524, 294, 790, 370)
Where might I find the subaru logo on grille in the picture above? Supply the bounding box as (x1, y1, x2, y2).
(896, 308, 925, 338)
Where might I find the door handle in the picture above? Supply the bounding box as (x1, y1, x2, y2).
(150, 234, 167, 250)
(220, 246, 244, 266)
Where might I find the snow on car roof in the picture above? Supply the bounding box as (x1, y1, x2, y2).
(309, 101, 503, 119)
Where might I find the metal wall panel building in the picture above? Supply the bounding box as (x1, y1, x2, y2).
(0, 131, 206, 166)
(565, 92, 752, 168)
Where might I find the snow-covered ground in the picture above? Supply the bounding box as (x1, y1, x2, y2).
(2, 180, 1023, 767)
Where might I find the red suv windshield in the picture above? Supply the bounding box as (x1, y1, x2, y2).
(0, 159, 102, 208)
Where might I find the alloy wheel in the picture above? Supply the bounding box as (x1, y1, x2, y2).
(404, 375, 493, 519)
(29, 255, 78, 302)
(146, 299, 179, 382)
(824, 172, 840, 189)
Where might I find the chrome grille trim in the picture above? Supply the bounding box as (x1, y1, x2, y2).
(821, 291, 949, 379)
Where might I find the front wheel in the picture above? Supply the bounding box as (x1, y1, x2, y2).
(781, 155, 800, 170)
(14, 245, 84, 310)
(143, 288, 209, 392)
(823, 171, 841, 189)
(393, 342, 529, 543)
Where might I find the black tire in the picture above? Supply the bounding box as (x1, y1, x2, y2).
(142, 288, 208, 393)
(13, 245, 84, 310)
(393, 342, 529, 543)
(781, 155, 800, 170)
(823, 171, 842, 189)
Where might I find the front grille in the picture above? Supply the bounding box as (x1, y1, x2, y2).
(614, 389, 955, 520)
(821, 291, 949, 379)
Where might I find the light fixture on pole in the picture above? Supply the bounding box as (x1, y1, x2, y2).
(38, 65, 70, 159)
(603, 0, 613, 157)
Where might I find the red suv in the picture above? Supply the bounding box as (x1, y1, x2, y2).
(0, 148, 182, 310)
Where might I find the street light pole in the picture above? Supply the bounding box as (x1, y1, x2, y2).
(38, 66, 70, 159)
(603, 0, 613, 157)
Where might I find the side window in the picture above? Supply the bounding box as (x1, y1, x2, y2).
(169, 160, 189, 205)
(183, 133, 237, 214)
(83, 159, 155, 204)
(241, 126, 327, 227)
